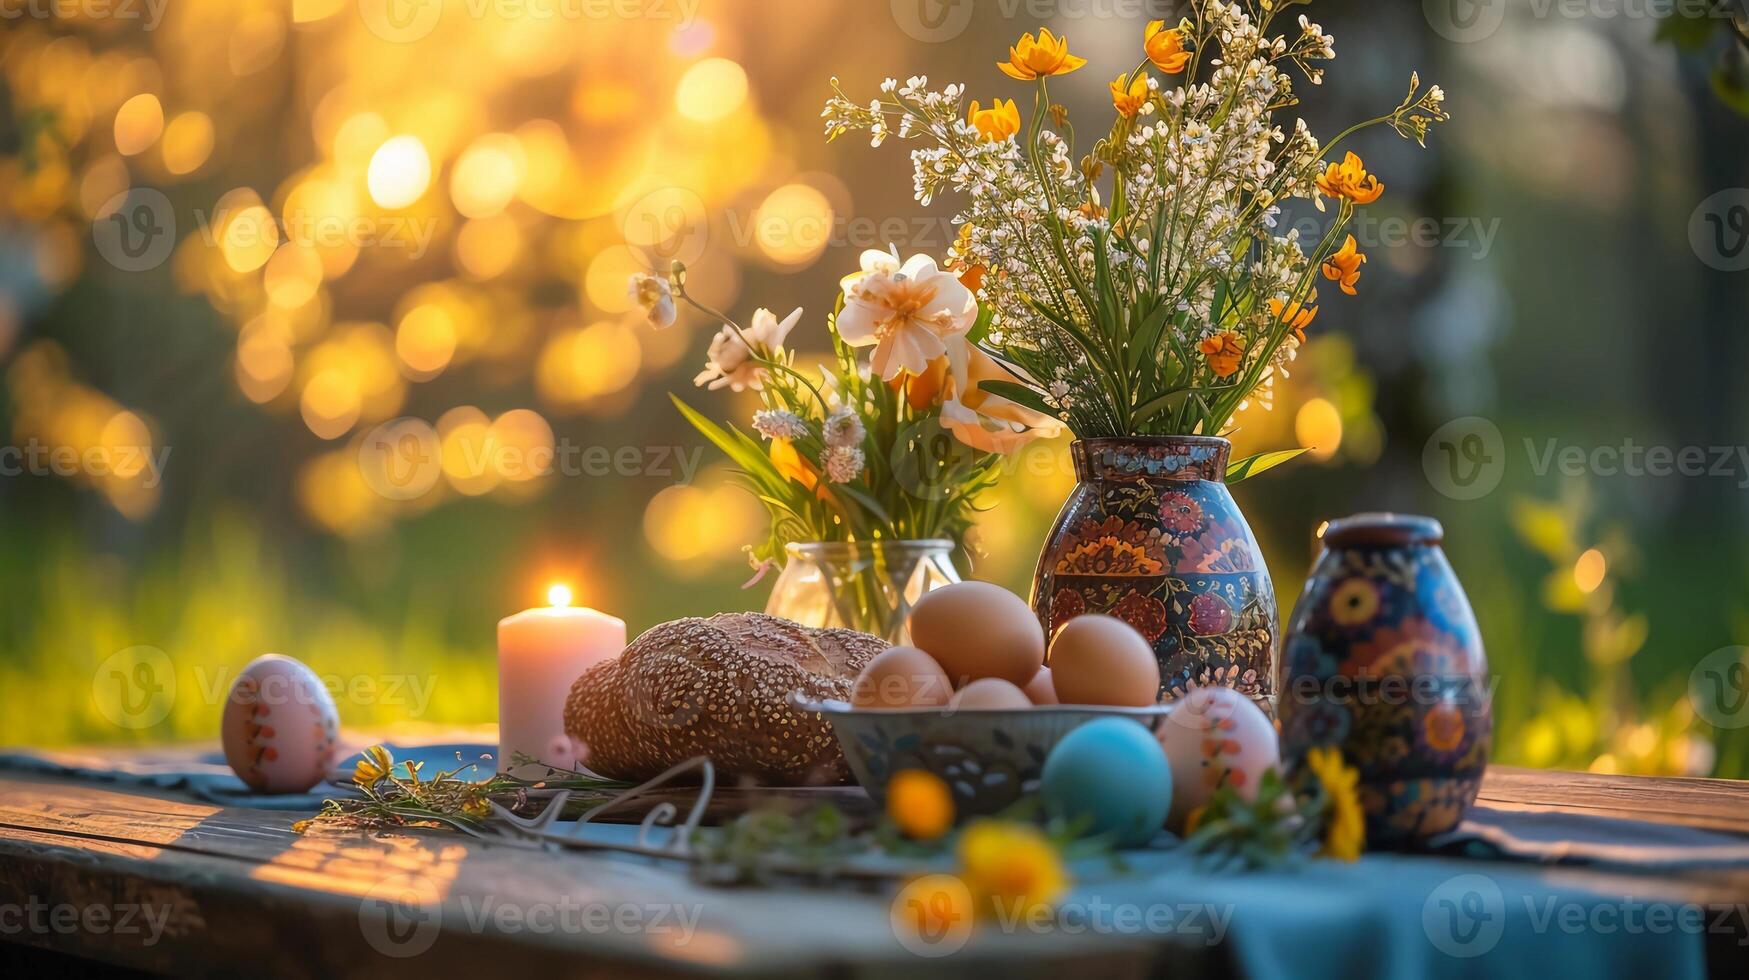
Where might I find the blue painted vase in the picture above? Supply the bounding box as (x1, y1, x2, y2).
(1031, 436, 1277, 701)
(1280, 514, 1493, 848)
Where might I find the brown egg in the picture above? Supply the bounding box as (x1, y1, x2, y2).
(850, 646, 954, 709)
(948, 678, 1034, 711)
(1048, 615, 1161, 707)
(1022, 666, 1059, 705)
(907, 582, 1045, 686)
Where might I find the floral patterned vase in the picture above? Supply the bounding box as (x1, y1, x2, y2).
(1031, 436, 1277, 700)
(1279, 514, 1493, 849)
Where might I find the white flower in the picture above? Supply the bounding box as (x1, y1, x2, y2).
(822, 446, 864, 484)
(823, 405, 866, 450)
(836, 250, 976, 381)
(628, 273, 676, 330)
(693, 307, 802, 392)
(752, 409, 809, 441)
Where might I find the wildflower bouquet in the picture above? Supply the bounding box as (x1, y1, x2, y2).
(822, 1, 1449, 442)
(631, 252, 1061, 573)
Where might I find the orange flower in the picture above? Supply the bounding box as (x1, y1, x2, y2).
(1267, 297, 1319, 344)
(1144, 21, 1192, 74)
(1110, 73, 1149, 118)
(887, 769, 955, 839)
(999, 28, 1087, 80)
(888, 354, 952, 410)
(1316, 152, 1384, 206)
(1322, 235, 1366, 296)
(1198, 331, 1246, 379)
(966, 98, 1020, 142)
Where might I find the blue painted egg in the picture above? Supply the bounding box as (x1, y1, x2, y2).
(1039, 718, 1171, 847)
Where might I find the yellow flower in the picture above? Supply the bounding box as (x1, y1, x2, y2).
(1267, 297, 1319, 345)
(1144, 20, 1192, 74)
(1322, 235, 1367, 296)
(999, 28, 1087, 80)
(887, 769, 955, 840)
(353, 745, 394, 787)
(1110, 73, 1149, 118)
(1316, 152, 1384, 206)
(966, 98, 1021, 142)
(1304, 746, 1366, 861)
(1198, 331, 1246, 379)
(769, 438, 822, 495)
(957, 820, 1069, 919)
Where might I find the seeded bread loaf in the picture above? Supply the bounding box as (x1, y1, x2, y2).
(563, 613, 883, 785)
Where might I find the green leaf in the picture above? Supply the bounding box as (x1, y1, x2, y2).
(976, 380, 1062, 420)
(1226, 448, 1310, 484)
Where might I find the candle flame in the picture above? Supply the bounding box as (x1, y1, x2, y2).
(547, 583, 573, 608)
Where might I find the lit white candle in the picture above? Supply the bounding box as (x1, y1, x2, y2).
(496, 584, 625, 776)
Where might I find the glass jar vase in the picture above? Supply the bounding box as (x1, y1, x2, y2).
(764, 540, 960, 643)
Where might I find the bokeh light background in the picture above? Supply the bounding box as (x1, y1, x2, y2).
(2, 1, 1747, 777)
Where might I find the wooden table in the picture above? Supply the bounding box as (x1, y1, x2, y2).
(2, 764, 1747, 978)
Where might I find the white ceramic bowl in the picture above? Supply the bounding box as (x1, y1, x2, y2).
(791, 693, 1176, 816)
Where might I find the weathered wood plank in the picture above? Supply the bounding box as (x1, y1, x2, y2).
(0, 775, 1165, 978)
(1479, 766, 1749, 835)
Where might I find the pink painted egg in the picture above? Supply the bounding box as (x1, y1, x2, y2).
(221, 654, 340, 793)
(1157, 686, 1279, 830)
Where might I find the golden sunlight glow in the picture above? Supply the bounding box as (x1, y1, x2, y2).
(455, 215, 522, 280)
(536, 321, 641, 411)
(161, 111, 215, 175)
(1574, 548, 1607, 594)
(450, 134, 524, 219)
(367, 135, 432, 209)
(299, 368, 362, 440)
(1295, 397, 1343, 461)
(219, 202, 281, 274)
(547, 583, 573, 608)
(395, 303, 458, 380)
(674, 58, 748, 122)
(113, 93, 164, 156)
(753, 183, 833, 267)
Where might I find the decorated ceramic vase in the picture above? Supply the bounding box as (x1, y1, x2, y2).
(1279, 514, 1493, 849)
(1031, 436, 1277, 700)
